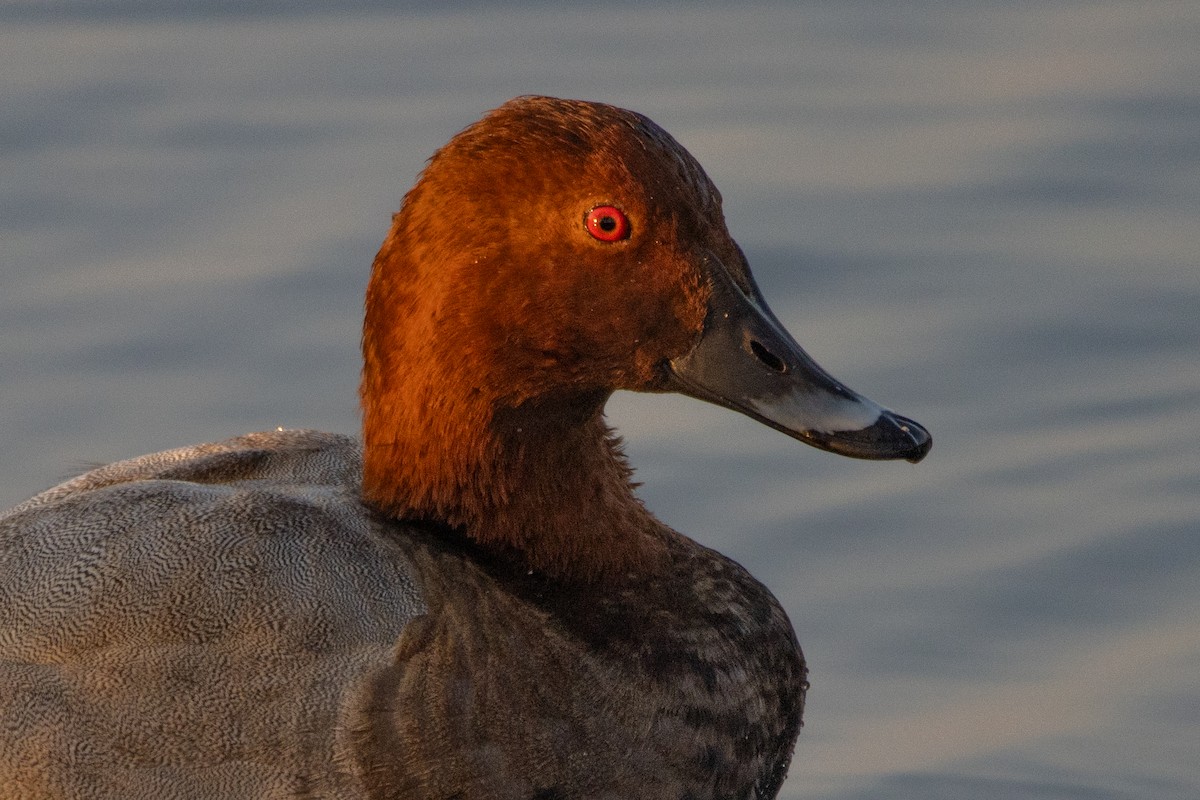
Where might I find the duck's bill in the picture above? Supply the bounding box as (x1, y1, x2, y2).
(666, 255, 931, 463)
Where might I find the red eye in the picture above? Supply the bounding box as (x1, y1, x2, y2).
(585, 205, 630, 242)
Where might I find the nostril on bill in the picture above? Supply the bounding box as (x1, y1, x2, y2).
(749, 339, 787, 374)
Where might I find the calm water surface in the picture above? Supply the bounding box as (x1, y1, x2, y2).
(2, 2, 1198, 798)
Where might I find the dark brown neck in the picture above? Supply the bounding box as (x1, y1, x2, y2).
(361, 377, 668, 582)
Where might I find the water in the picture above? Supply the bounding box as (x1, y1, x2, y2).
(2, 2, 1198, 797)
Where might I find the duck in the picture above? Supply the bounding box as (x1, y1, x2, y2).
(0, 96, 930, 800)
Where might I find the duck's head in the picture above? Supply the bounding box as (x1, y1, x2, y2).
(362, 96, 929, 575)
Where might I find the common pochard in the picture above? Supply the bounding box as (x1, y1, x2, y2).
(0, 96, 930, 799)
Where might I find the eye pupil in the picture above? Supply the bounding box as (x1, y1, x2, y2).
(585, 205, 630, 242)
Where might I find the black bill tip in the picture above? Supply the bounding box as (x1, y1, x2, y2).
(803, 409, 932, 463)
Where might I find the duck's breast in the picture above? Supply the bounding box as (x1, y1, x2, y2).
(344, 529, 805, 800)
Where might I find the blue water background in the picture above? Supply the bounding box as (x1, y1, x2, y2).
(2, 2, 1198, 798)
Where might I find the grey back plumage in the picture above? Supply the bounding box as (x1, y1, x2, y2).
(0, 430, 423, 799)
